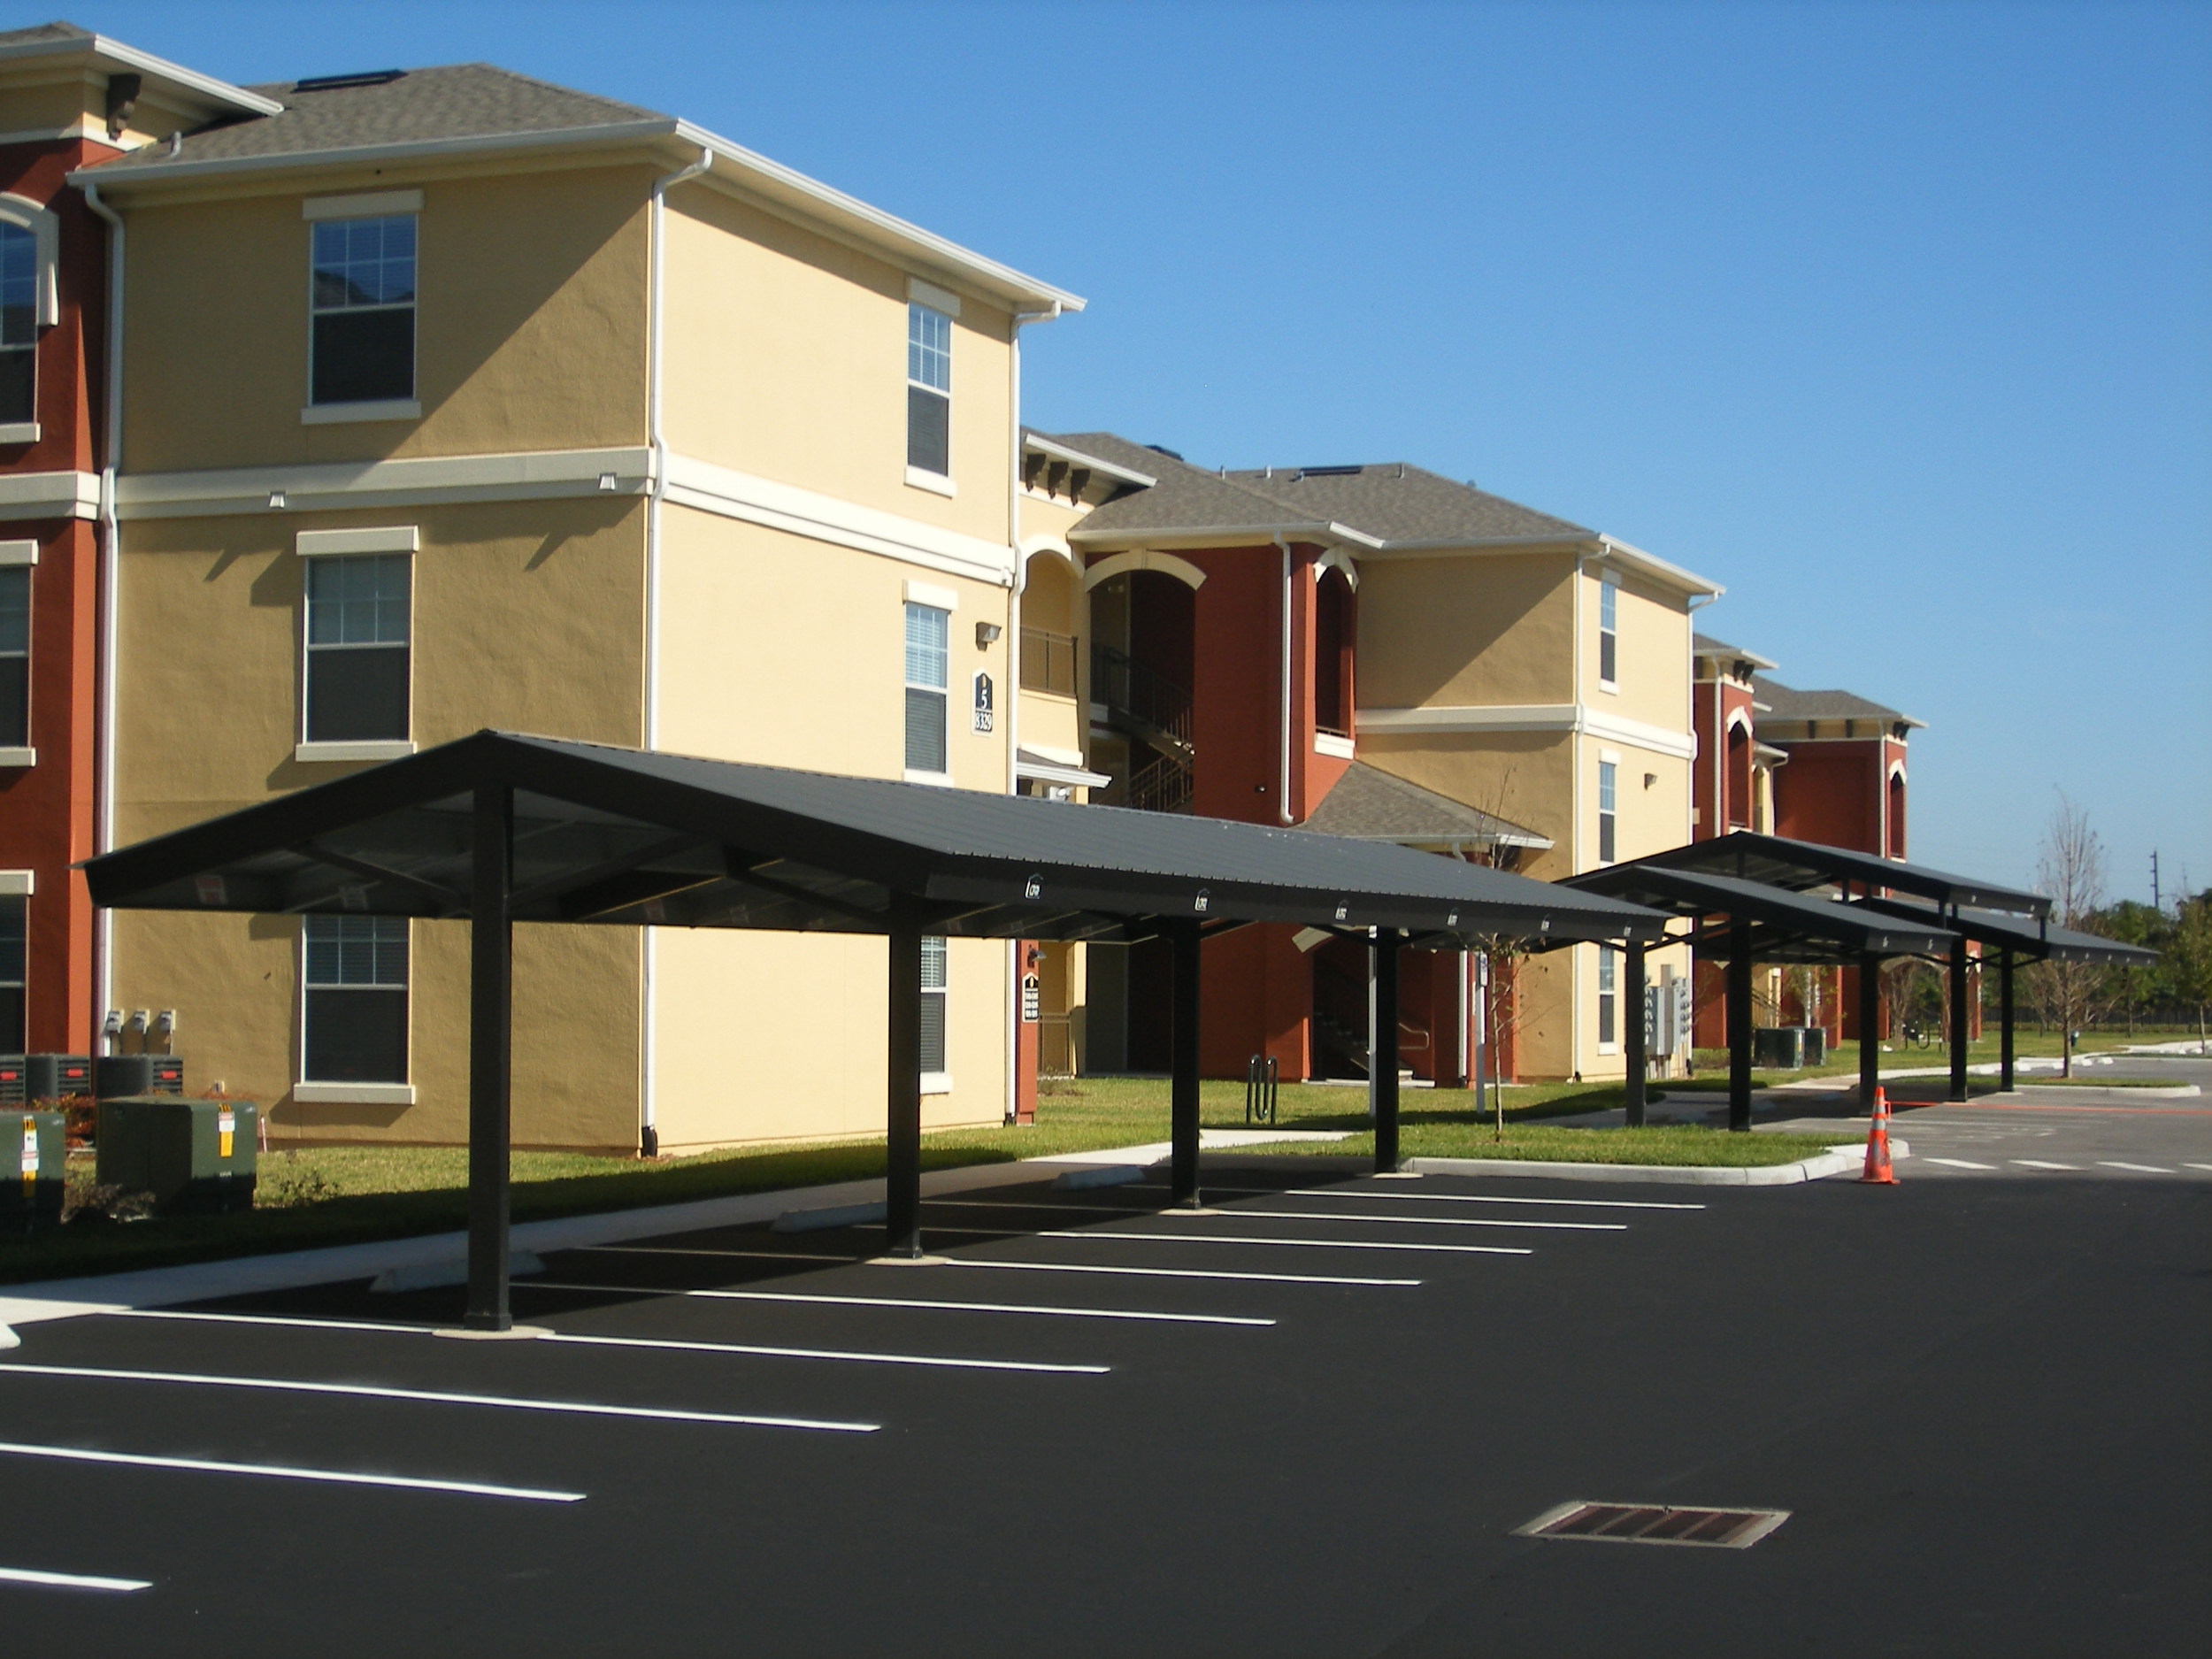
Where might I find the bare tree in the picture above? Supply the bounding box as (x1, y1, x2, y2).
(2027, 792, 2114, 1076)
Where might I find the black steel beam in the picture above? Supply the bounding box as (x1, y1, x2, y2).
(1371, 927, 1401, 1171)
(1624, 940, 1647, 1128)
(1170, 918, 1202, 1208)
(885, 895, 924, 1258)
(1728, 918, 1754, 1133)
(1948, 933, 1971, 1102)
(464, 784, 513, 1333)
(294, 841, 466, 916)
(1858, 950, 1881, 1112)
(2000, 952, 2016, 1093)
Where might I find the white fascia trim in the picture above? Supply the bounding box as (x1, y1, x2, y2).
(116, 447, 653, 520)
(1594, 534, 1724, 600)
(0, 747, 35, 768)
(1021, 434, 1156, 490)
(303, 190, 425, 221)
(903, 465, 956, 498)
(0, 470, 101, 520)
(1355, 702, 1698, 761)
(1015, 756, 1112, 789)
(0, 869, 32, 895)
(664, 452, 1015, 588)
(1071, 519, 1381, 552)
(300, 400, 422, 426)
(296, 740, 416, 763)
(0, 539, 37, 565)
(0, 33, 285, 118)
(1314, 731, 1356, 760)
(1019, 740, 1086, 766)
(296, 526, 418, 557)
(294, 1082, 416, 1105)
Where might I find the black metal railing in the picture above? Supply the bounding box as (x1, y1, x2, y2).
(1120, 752, 1193, 814)
(1245, 1054, 1279, 1124)
(1091, 644, 1192, 756)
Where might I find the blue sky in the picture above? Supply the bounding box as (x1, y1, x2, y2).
(81, 0, 2212, 901)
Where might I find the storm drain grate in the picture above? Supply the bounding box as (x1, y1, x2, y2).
(1516, 1501, 1789, 1549)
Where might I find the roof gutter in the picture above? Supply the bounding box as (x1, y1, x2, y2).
(1275, 534, 1295, 825)
(82, 177, 124, 1033)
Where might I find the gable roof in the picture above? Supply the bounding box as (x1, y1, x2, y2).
(1693, 633, 1778, 671)
(0, 19, 281, 121)
(1228, 462, 1591, 545)
(1049, 432, 1361, 548)
(1297, 762, 1551, 850)
(1753, 676, 1924, 731)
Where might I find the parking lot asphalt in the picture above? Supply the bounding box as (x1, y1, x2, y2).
(0, 1152, 2205, 1656)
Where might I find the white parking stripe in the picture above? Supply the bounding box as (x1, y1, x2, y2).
(0, 1562, 154, 1592)
(2098, 1162, 2176, 1174)
(530, 1283, 1275, 1327)
(0, 1440, 582, 1503)
(1923, 1157, 1999, 1170)
(112, 1307, 1103, 1376)
(585, 1245, 856, 1263)
(2011, 1160, 2082, 1171)
(2188, 1164, 2212, 1172)
(541, 1331, 1107, 1375)
(0, 1363, 876, 1433)
(926, 1200, 1151, 1215)
(949, 1259, 1421, 1287)
(1289, 1188, 1703, 1211)
(1239, 1209, 1624, 1232)
(1043, 1231, 1532, 1256)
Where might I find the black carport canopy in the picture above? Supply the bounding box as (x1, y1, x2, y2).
(83, 732, 1663, 947)
(81, 731, 1665, 1331)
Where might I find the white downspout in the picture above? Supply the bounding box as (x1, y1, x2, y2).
(639, 145, 710, 1156)
(1274, 534, 1294, 825)
(1004, 302, 1057, 1124)
(83, 180, 123, 1034)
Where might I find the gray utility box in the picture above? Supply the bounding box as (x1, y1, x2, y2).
(96, 1054, 186, 1098)
(4, 1110, 66, 1229)
(1751, 1026, 1829, 1070)
(96, 1096, 257, 1215)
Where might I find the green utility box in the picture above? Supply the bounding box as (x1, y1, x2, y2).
(96, 1096, 257, 1215)
(3, 1110, 65, 1230)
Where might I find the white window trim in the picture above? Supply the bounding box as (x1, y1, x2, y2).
(0, 748, 34, 768)
(0, 869, 32, 896)
(297, 918, 412, 1096)
(0, 192, 60, 328)
(297, 526, 419, 557)
(0, 539, 34, 565)
(0, 423, 39, 445)
(296, 740, 417, 764)
(902, 767, 952, 787)
(920, 1071, 953, 1096)
(907, 276, 963, 316)
(904, 465, 956, 497)
(294, 1081, 417, 1105)
(903, 580, 959, 611)
(304, 190, 425, 222)
(1596, 569, 1620, 695)
(1314, 731, 1356, 760)
(302, 399, 421, 426)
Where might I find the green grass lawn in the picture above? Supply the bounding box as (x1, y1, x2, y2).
(0, 1074, 1855, 1286)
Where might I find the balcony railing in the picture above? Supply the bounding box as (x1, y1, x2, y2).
(1020, 626, 1079, 696)
(1091, 643, 1192, 757)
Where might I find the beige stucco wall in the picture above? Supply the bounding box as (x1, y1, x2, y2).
(1017, 548, 1084, 763)
(119, 162, 654, 473)
(660, 181, 1014, 546)
(1354, 551, 1576, 710)
(1586, 567, 1693, 730)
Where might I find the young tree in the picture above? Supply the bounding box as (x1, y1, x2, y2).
(2165, 892, 2212, 1055)
(2027, 792, 2114, 1076)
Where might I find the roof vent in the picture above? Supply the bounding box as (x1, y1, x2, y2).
(1293, 465, 1363, 480)
(292, 69, 408, 94)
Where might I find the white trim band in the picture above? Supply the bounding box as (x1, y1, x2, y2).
(293, 1081, 416, 1104)
(296, 526, 419, 557)
(1356, 702, 1696, 760)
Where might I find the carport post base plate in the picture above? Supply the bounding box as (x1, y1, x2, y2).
(865, 1255, 952, 1268)
(434, 1324, 554, 1341)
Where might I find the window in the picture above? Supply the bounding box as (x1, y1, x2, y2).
(1597, 944, 1617, 1048)
(0, 221, 35, 424)
(919, 933, 948, 1074)
(0, 564, 27, 747)
(907, 302, 951, 478)
(311, 214, 416, 405)
(0, 895, 22, 1051)
(1314, 569, 1355, 737)
(903, 601, 949, 774)
(305, 555, 410, 742)
(1598, 759, 1617, 864)
(1887, 769, 1907, 859)
(1598, 574, 1618, 687)
(303, 916, 408, 1083)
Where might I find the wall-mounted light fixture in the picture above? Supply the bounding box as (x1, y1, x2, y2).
(975, 621, 1002, 649)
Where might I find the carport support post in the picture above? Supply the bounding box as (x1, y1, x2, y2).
(1858, 951, 1882, 1113)
(1170, 918, 1202, 1208)
(1623, 940, 1647, 1128)
(1371, 927, 1402, 1171)
(464, 782, 515, 1333)
(885, 895, 925, 1258)
(1727, 919, 1754, 1133)
(1948, 934, 1972, 1102)
(1999, 953, 2016, 1093)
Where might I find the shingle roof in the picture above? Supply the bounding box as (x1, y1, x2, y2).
(0, 20, 90, 47)
(1694, 633, 1778, 670)
(1226, 463, 1592, 544)
(92, 62, 665, 170)
(1752, 676, 1924, 730)
(1297, 763, 1551, 849)
(1048, 432, 1341, 543)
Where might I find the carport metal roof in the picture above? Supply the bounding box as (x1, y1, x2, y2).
(1632, 830, 2050, 918)
(1559, 865, 1959, 964)
(1851, 897, 2156, 968)
(81, 731, 1663, 947)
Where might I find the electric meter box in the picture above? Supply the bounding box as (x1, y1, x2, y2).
(4, 1109, 66, 1229)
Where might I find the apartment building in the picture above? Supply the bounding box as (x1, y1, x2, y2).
(1015, 432, 1717, 1084)
(42, 36, 1077, 1149)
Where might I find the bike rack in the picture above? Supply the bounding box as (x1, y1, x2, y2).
(1245, 1053, 1279, 1125)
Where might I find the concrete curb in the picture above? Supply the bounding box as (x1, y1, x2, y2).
(2007, 1082, 2200, 1099)
(1406, 1139, 1906, 1187)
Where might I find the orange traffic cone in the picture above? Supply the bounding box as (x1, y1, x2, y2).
(1860, 1086, 1899, 1185)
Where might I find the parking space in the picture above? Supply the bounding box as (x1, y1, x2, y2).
(1, 1156, 2204, 1655)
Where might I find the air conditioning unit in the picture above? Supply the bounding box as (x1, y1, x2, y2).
(26, 1054, 93, 1101)
(0, 1056, 24, 1106)
(96, 1054, 186, 1099)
